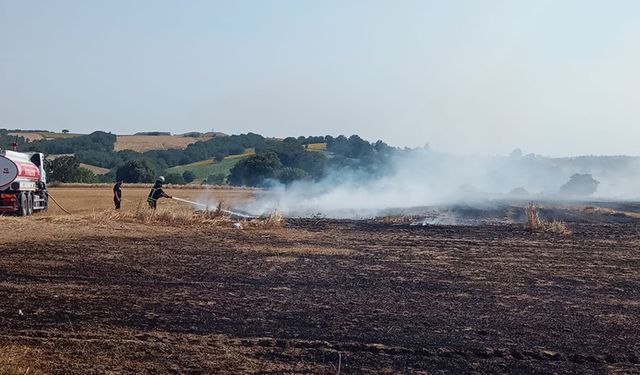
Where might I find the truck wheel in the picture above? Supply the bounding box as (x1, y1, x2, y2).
(19, 193, 28, 216)
(27, 194, 34, 215)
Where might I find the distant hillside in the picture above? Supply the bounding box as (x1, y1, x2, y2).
(167, 149, 255, 181)
(114, 134, 212, 152)
(7, 130, 226, 153)
(8, 130, 82, 142)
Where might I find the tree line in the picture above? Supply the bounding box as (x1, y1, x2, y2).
(1, 130, 396, 186)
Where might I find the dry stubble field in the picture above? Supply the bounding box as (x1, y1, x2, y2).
(43, 185, 253, 215)
(1, 187, 639, 374)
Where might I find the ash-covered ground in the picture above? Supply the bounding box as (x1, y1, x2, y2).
(0, 203, 639, 374)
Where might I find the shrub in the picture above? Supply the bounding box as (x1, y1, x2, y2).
(276, 167, 309, 185)
(165, 173, 186, 185)
(525, 203, 571, 235)
(205, 173, 226, 185)
(182, 170, 196, 183)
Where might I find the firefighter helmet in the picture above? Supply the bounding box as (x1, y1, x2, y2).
(156, 176, 165, 184)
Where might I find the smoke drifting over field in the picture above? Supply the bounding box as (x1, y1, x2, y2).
(241, 149, 640, 218)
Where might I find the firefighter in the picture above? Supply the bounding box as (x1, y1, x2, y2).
(113, 179, 123, 209)
(147, 176, 172, 209)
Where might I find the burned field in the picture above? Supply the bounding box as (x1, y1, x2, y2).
(1, 211, 639, 374)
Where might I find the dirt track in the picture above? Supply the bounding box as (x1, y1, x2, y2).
(1, 216, 639, 374)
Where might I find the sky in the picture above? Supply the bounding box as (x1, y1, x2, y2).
(1, 0, 639, 156)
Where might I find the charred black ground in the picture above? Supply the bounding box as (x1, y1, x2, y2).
(0, 214, 639, 374)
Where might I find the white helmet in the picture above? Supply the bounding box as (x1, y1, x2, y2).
(156, 176, 165, 183)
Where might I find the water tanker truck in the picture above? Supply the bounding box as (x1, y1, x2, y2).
(0, 150, 48, 215)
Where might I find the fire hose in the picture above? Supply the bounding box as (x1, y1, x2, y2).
(170, 197, 258, 219)
(46, 192, 72, 215)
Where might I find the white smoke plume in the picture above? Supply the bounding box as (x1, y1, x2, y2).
(239, 148, 640, 218)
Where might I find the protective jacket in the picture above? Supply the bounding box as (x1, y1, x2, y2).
(147, 182, 169, 207)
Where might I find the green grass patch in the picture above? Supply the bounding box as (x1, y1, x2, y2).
(167, 149, 255, 180)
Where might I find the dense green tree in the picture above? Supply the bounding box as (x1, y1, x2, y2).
(97, 170, 116, 183)
(165, 173, 186, 185)
(276, 167, 309, 185)
(182, 170, 196, 183)
(205, 173, 226, 185)
(295, 152, 326, 179)
(46, 156, 98, 183)
(560, 174, 600, 196)
(74, 167, 99, 183)
(75, 150, 120, 168)
(115, 159, 156, 183)
(228, 152, 282, 186)
(48, 156, 81, 182)
(26, 131, 116, 154)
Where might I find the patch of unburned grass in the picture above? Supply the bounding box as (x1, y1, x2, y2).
(526, 203, 572, 235)
(581, 205, 640, 219)
(542, 220, 573, 235)
(0, 345, 47, 375)
(87, 204, 283, 229)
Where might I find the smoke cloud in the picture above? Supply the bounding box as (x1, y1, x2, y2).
(239, 149, 640, 218)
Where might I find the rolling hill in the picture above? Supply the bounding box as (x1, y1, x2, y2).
(114, 134, 212, 152)
(167, 149, 256, 180)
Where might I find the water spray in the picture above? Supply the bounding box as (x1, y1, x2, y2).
(171, 196, 258, 219)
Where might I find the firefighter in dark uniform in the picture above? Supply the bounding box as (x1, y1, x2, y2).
(113, 180, 123, 209)
(147, 176, 172, 209)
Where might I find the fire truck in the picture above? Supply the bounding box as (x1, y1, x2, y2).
(0, 148, 48, 215)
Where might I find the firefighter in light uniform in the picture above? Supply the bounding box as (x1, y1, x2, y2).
(147, 176, 172, 209)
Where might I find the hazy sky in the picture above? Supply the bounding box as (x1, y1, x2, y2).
(1, 1, 639, 156)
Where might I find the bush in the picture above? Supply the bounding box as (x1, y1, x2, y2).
(182, 170, 196, 183)
(276, 167, 309, 185)
(526, 203, 571, 235)
(75, 167, 99, 183)
(205, 173, 226, 185)
(165, 173, 186, 185)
